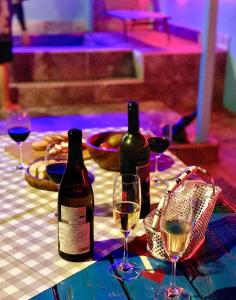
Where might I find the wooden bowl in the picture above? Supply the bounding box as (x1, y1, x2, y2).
(86, 131, 125, 171)
(25, 159, 58, 191)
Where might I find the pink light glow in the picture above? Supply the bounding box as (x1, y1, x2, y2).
(177, 0, 188, 5)
(138, 0, 150, 10)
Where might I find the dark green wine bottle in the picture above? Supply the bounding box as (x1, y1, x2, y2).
(58, 128, 94, 262)
(120, 101, 150, 218)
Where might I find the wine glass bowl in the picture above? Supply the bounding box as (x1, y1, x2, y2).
(45, 142, 68, 223)
(110, 174, 142, 281)
(148, 122, 172, 185)
(148, 136, 170, 155)
(113, 198, 141, 236)
(6, 109, 31, 170)
(45, 142, 68, 185)
(155, 191, 193, 299)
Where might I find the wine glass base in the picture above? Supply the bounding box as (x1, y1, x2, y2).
(155, 286, 190, 300)
(152, 177, 169, 188)
(16, 163, 28, 170)
(109, 261, 142, 281)
(45, 211, 57, 224)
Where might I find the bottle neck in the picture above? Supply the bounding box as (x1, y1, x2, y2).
(67, 129, 84, 167)
(128, 101, 139, 133)
(67, 146, 84, 167)
(176, 111, 197, 128)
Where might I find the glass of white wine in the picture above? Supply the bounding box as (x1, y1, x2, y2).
(110, 174, 142, 281)
(155, 191, 193, 299)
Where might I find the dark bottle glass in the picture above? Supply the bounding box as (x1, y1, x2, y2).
(168, 111, 197, 144)
(120, 101, 150, 219)
(58, 128, 94, 262)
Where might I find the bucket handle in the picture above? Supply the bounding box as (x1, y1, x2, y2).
(151, 165, 215, 228)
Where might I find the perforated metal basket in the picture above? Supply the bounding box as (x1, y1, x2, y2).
(143, 166, 222, 261)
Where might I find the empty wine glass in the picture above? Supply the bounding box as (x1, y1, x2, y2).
(155, 191, 193, 299)
(45, 141, 68, 223)
(110, 174, 142, 281)
(6, 108, 31, 170)
(148, 122, 172, 186)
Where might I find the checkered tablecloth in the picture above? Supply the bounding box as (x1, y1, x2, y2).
(0, 128, 186, 300)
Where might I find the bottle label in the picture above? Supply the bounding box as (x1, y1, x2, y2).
(59, 206, 90, 255)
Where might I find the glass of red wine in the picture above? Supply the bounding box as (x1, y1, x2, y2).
(45, 141, 68, 223)
(6, 109, 31, 170)
(148, 123, 172, 186)
(44, 140, 95, 224)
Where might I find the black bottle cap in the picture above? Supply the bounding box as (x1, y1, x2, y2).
(128, 101, 138, 111)
(68, 128, 82, 139)
(68, 128, 83, 149)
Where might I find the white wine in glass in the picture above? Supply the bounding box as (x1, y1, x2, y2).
(113, 201, 140, 233)
(155, 192, 193, 299)
(110, 174, 142, 281)
(161, 219, 191, 259)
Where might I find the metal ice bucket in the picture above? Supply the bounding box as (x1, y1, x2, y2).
(143, 166, 222, 261)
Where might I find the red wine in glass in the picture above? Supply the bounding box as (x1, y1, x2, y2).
(46, 162, 94, 186)
(8, 127, 31, 143)
(148, 137, 170, 154)
(46, 162, 66, 185)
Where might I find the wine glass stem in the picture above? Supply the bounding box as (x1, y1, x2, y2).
(169, 260, 177, 295)
(154, 154, 160, 180)
(122, 232, 129, 269)
(17, 142, 24, 168)
(45, 187, 59, 224)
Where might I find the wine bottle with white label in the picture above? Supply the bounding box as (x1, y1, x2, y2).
(58, 128, 94, 262)
(120, 101, 150, 218)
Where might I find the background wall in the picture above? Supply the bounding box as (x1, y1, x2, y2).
(160, 0, 236, 112)
(13, 0, 92, 33)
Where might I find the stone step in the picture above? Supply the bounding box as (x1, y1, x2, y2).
(10, 45, 227, 113)
(10, 78, 152, 108)
(11, 49, 136, 82)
